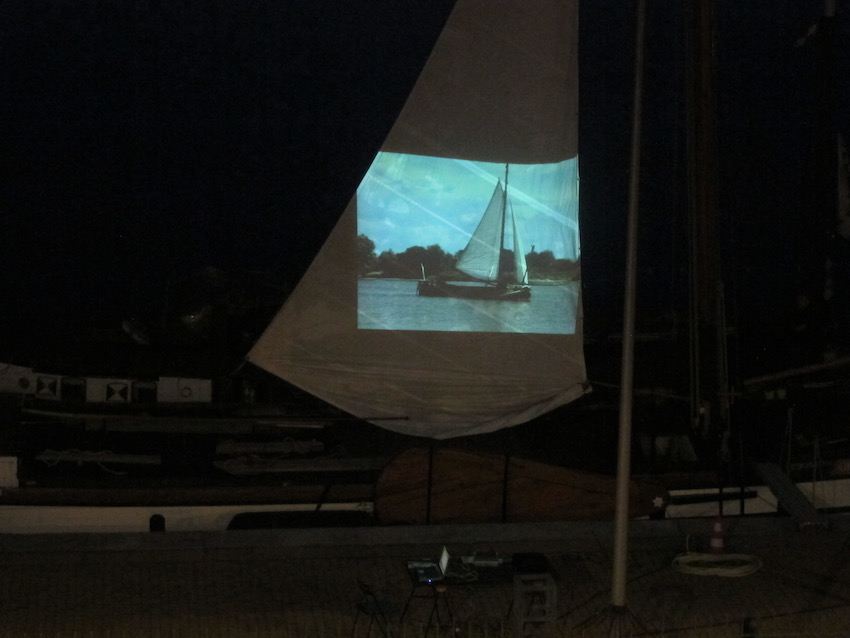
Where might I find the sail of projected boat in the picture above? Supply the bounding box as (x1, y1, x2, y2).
(417, 165, 531, 301)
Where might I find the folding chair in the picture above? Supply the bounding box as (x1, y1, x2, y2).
(351, 578, 397, 637)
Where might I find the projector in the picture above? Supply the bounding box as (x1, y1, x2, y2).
(472, 555, 503, 568)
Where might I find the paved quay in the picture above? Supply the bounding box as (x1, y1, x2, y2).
(1, 515, 849, 637)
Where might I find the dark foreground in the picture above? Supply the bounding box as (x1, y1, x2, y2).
(1, 516, 849, 637)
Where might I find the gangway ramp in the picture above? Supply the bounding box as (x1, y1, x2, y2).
(755, 462, 828, 529)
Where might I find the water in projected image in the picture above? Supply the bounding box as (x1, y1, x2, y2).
(357, 153, 580, 334)
(358, 278, 578, 333)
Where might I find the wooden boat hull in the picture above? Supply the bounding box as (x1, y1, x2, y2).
(374, 447, 668, 524)
(417, 280, 530, 301)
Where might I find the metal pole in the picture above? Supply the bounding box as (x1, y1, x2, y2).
(611, 0, 646, 610)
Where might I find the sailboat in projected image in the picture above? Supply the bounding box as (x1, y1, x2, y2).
(417, 165, 531, 302)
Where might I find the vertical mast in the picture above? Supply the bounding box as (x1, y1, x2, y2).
(498, 164, 509, 280)
(611, 0, 645, 616)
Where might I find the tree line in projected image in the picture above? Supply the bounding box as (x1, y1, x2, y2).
(357, 234, 580, 283)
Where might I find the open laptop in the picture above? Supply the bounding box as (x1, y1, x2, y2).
(408, 545, 450, 583)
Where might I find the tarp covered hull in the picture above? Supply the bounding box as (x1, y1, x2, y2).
(375, 447, 668, 524)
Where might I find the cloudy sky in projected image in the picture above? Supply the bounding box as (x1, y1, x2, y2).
(357, 154, 580, 260)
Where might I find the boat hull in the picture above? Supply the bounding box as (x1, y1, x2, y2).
(417, 280, 530, 301)
(374, 447, 667, 524)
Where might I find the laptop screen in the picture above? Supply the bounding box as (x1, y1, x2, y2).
(439, 546, 449, 574)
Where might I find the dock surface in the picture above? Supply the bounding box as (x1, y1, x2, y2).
(1, 516, 849, 636)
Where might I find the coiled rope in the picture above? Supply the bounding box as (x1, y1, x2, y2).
(672, 552, 763, 577)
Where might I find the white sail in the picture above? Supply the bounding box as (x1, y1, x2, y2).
(454, 181, 505, 282)
(247, 0, 584, 439)
(511, 203, 529, 285)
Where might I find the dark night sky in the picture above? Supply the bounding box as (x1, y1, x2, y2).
(1, 1, 848, 382)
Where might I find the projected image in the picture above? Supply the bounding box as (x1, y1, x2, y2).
(357, 153, 580, 333)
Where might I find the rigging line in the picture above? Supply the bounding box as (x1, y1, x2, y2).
(453, 158, 580, 230)
(362, 172, 474, 243)
(559, 565, 670, 621)
(772, 570, 850, 603)
(654, 603, 850, 637)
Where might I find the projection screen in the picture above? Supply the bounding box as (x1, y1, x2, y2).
(247, 0, 586, 438)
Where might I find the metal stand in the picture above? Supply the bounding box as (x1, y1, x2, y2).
(401, 582, 452, 637)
